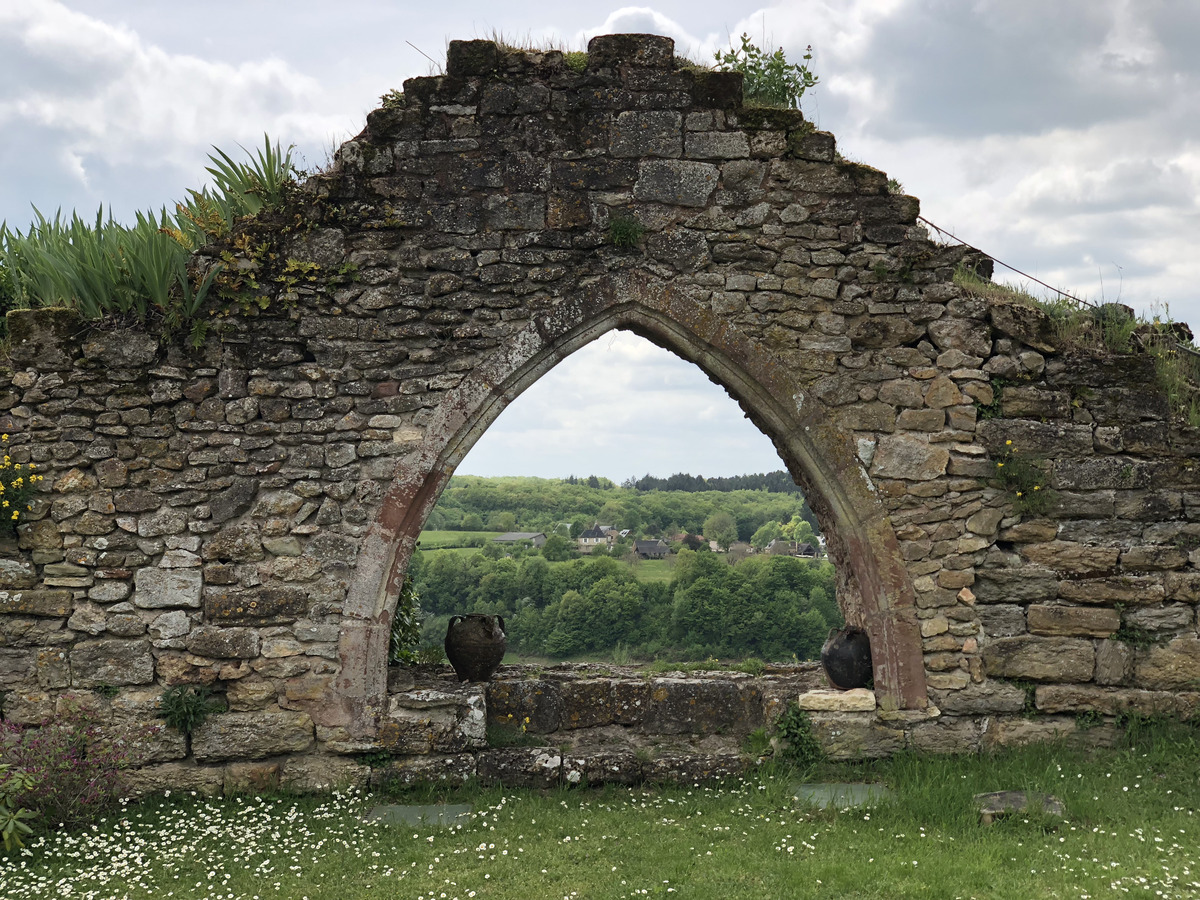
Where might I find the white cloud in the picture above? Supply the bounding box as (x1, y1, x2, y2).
(458, 332, 785, 480)
(0, 0, 347, 221)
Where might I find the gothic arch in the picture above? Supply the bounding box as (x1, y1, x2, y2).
(334, 269, 926, 736)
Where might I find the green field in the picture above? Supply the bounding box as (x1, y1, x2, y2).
(417, 530, 495, 549)
(626, 557, 676, 583)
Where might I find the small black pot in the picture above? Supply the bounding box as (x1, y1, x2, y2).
(444, 614, 507, 682)
(820, 627, 873, 690)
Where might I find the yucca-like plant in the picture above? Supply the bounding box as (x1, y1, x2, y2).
(0, 134, 295, 334)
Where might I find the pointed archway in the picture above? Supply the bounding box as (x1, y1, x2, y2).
(333, 269, 926, 737)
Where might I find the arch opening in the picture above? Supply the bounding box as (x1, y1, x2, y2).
(335, 279, 927, 736)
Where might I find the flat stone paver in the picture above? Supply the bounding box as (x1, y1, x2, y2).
(792, 783, 894, 809)
(364, 803, 473, 826)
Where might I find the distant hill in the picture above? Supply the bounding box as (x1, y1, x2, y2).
(425, 473, 818, 542)
(626, 471, 803, 494)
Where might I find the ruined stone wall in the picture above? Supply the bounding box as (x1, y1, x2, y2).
(0, 33, 1197, 793)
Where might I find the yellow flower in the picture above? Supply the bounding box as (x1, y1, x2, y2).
(1016, 491, 1023, 497)
(1005, 440, 1012, 446)
(10, 512, 17, 521)
(996, 462, 1004, 468)
(1, 434, 7, 441)
(3, 501, 9, 508)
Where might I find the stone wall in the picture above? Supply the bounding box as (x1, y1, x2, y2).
(0, 33, 1197, 793)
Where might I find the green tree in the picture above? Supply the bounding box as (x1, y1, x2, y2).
(750, 520, 783, 550)
(461, 513, 484, 531)
(540, 533, 574, 562)
(703, 511, 738, 549)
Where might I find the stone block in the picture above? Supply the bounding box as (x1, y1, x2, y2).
(642, 753, 747, 783)
(809, 712, 905, 759)
(191, 710, 315, 762)
(981, 716, 1076, 751)
(0, 589, 72, 617)
(1133, 636, 1200, 690)
(133, 568, 202, 609)
(797, 688, 876, 712)
(1094, 639, 1132, 685)
(1057, 575, 1164, 605)
(977, 604, 1027, 638)
(122, 762, 224, 799)
(562, 751, 643, 786)
(486, 679, 563, 733)
(203, 586, 309, 624)
(368, 755, 476, 790)
(1163, 572, 1200, 602)
(587, 33, 674, 69)
(928, 681, 1028, 715)
(0, 559, 39, 589)
(1034, 684, 1197, 717)
(202, 524, 264, 562)
(643, 678, 763, 734)
(1021, 542, 1121, 574)
(610, 110, 682, 158)
(558, 680, 615, 729)
(278, 756, 370, 793)
(982, 636, 1095, 682)
(869, 434, 949, 481)
(634, 160, 719, 207)
(476, 748, 561, 788)
(185, 626, 260, 659)
(685, 130, 749, 159)
(1027, 605, 1120, 637)
(381, 686, 486, 753)
(908, 717, 982, 754)
(70, 638, 154, 688)
(224, 761, 281, 794)
(1123, 604, 1194, 632)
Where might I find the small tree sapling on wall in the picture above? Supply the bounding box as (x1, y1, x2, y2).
(714, 34, 818, 109)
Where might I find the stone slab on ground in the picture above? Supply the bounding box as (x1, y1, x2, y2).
(793, 782, 894, 809)
(974, 790, 1065, 825)
(364, 803, 473, 827)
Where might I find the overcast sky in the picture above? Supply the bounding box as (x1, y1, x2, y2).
(3, 1, 1197, 482)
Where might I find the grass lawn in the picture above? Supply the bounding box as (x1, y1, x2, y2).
(626, 558, 675, 583)
(4, 722, 1199, 899)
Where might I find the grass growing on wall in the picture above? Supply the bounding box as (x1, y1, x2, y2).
(0, 135, 297, 342)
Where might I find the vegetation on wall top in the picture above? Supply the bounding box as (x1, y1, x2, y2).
(0, 135, 299, 344)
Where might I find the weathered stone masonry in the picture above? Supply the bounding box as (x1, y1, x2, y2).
(1, 33, 1198, 793)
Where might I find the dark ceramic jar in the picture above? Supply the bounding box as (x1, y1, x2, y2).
(820, 626, 873, 690)
(444, 614, 507, 682)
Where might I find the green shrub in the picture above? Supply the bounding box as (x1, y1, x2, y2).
(159, 685, 225, 736)
(773, 702, 823, 768)
(0, 763, 36, 852)
(714, 34, 818, 109)
(607, 216, 644, 249)
(389, 575, 424, 664)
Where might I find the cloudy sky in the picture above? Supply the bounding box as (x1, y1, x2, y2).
(3, 1, 1197, 481)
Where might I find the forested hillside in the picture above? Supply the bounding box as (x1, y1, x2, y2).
(424, 473, 819, 541)
(410, 547, 840, 663)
